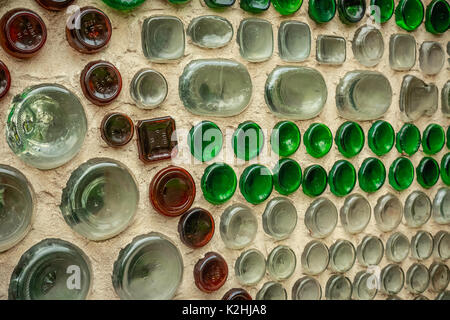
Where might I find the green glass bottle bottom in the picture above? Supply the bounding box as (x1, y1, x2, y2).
(422, 124, 445, 155)
(240, 164, 273, 204)
(368, 120, 394, 156)
(308, 0, 336, 23)
(416, 157, 440, 188)
(335, 121, 365, 158)
(189, 121, 223, 162)
(302, 164, 328, 197)
(389, 157, 414, 191)
(358, 158, 386, 193)
(201, 163, 237, 205)
(329, 160, 356, 197)
(304, 123, 333, 158)
(273, 158, 302, 195)
(271, 120, 301, 157)
(441, 153, 450, 185)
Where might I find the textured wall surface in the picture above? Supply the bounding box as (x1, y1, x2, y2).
(0, 0, 448, 300)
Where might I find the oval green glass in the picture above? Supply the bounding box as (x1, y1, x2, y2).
(337, 0, 366, 24)
(425, 0, 450, 34)
(270, 121, 301, 157)
(189, 121, 223, 162)
(204, 0, 236, 8)
(329, 160, 356, 197)
(232, 121, 264, 161)
(395, 0, 424, 31)
(272, 0, 303, 15)
(396, 123, 421, 156)
(442, 153, 450, 185)
(422, 124, 445, 155)
(60, 158, 139, 241)
(308, 0, 336, 23)
(302, 165, 328, 197)
(201, 163, 237, 205)
(273, 158, 302, 195)
(0, 165, 34, 253)
(102, 0, 146, 10)
(9, 239, 92, 300)
(389, 157, 414, 191)
(370, 0, 394, 23)
(448, 127, 450, 149)
(239, 164, 273, 205)
(335, 121, 365, 158)
(240, 0, 271, 12)
(304, 123, 333, 158)
(368, 120, 395, 156)
(358, 158, 386, 193)
(416, 157, 440, 189)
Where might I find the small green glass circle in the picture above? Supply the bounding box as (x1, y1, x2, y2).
(272, 0, 304, 15)
(302, 165, 327, 197)
(273, 158, 302, 195)
(395, 0, 424, 31)
(370, 0, 395, 23)
(102, 0, 146, 11)
(416, 157, 440, 189)
(308, 0, 337, 23)
(201, 163, 237, 205)
(304, 123, 333, 158)
(271, 121, 301, 157)
(189, 121, 223, 162)
(337, 0, 366, 24)
(240, 0, 271, 12)
(396, 123, 421, 156)
(232, 121, 264, 161)
(425, 0, 450, 34)
(447, 127, 450, 149)
(441, 153, 450, 185)
(422, 124, 445, 155)
(368, 120, 395, 156)
(389, 157, 414, 191)
(239, 164, 273, 205)
(358, 158, 386, 193)
(335, 121, 365, 158)
(329, 160, 356, 197)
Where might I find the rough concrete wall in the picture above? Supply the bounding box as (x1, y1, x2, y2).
(0, 0, 448, 300)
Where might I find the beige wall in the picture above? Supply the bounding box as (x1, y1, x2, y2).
(0, 0, 448, 300)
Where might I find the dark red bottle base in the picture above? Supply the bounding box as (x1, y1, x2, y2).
(80, 60, 122, 106)
(0, 8, 47, 59)
(100, 112, 134, 147)
(222, 288, 252, 300)
(136, 116, 178, 163)
(194, 252, 228, 293)
(149, 166, 196, 217)
(178, 208, 215, 248)
(35, 0, 76, 11)
(0, 61, 11, 99)
(66, 6, 112, 54)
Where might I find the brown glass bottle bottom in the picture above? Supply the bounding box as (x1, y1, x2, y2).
(66, 6, 112, 53)
(80, 60, 122, 106)
(0, 61, 11, 99)
(194, 252, 228, 293)
(222, 288, 252, 300)
(136, 116, 178, 163)
(100, 113, 134, 147)
(149, 166, 196, 217)
(0, 9, 47, 59)
(178, 208, 215, 248)
(35, 0, 75, 10)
